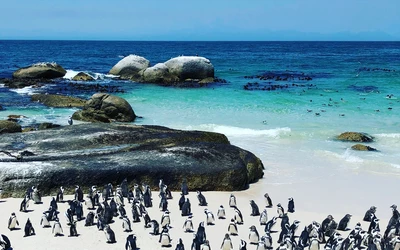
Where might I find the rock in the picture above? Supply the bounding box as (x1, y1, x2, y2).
(0, 105, 3, 111)
(13, 62, 66, 79)
(31, 94, 86, 108)
(143, 63, 177, 83)
(72, 72, 95, 81)
(72, 93, 136, 123)
(38, 123, 61, 130)
(0, 123, 264, 197)
(109, 55, 150, 80)
(22, 127, 36, 133)
(0, 78, 46, 89)
(164, 56, 214, 81)
(0, 120, 22, 134)
(337, 132, 374, 142)
(351, 144, 377, 151)
(7, 115, 27, 123)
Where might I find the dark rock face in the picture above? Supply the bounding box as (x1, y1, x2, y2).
(13, 62, 66, 79)
(351, 144, 377, 151)
(0, 78, 49, 89)
(72, 93, 136, 123)
(72, 72, 95, 81)
(38, 123, 61, 130)
(31, 94, 86, 108)
(0, 123, 264, 197)
(337, 132, 374, 142)
(0, 120, 22, 134)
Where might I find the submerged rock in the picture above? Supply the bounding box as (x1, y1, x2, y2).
(109, 55, 150, 80)
(13, 62, 66, 79)
(337, 132, 374, 142)
(0, 120, 22, 134)
(0, 123, 264, 196)
(72, 72, 95, 81)
(72, 93, 136, 123)
(31, 94, 86, 108)
(351, 144, 377, 151)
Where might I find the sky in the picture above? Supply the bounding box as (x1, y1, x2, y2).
(0, 0, 399, 41)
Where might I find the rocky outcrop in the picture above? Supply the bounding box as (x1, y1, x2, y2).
(13, 62, 66, 79)
(0, 78, 49, 89)
(351, 144, 377, 151)
(0, 120, 22, 134)
(164, 56, 214, 81)
(337, 132, 374, 142)
(38, 123, 61, 130)
(109, 55, 150, 80)
(72, 93, 136, 123)
(72, 72, 95, 81)
(31, 94, 86, 108)
(0, 123, 264, 197)
(143, 63, 177, 83)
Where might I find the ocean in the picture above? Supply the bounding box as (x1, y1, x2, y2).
(0, 41, 400, 210)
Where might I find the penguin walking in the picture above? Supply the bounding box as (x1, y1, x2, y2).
(200, 240, 211, 250)
(220, 233, 233, 250)
(250, 200, 260, 216)
(125, 234, 137, 250)
(161, 210, 171, 228)
(23, 218, 35, 237)
(183, 216, 194, 232)
(7, 213, 19, 230)
(50, 197, 58, 211)
(276, 203, 284, 217)
(40, 212, 51, 228)
(119, 204, 127, 218)
(159, 227, 172, 247)
(52, 218, 63, 236)
(234, 206, 244, 224)
(85, 211, 95, 226)
(337, 214, 352, 231)
(259, 208, 268, 225)
(69, 221, 78, 237)
(197, 191, 208, 206)
(264, 193, 273, 208)
(104, 224, 116, 243)
(287, 197, 295, 213)
(229, 194, 237, 207)
(122, 216, 132, 232)
(228, 219, 238, 235)
(204, 209, 215, 225)
(217, 205, 226, 219)
(175, 238, 185, 250)
(249, 225, 260, 245)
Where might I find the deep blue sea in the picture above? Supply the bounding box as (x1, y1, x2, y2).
(1, 40, 400, 187)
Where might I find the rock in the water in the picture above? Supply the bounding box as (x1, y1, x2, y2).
(109, 55, 150, 80)
(38, 123, 61, 130)
(143, 63, 177, 83)
(0, 105, 3, 111)
(72, 93, 136, 123)
(0, 123, 264, 197)
(0, 120, 22, 134)
(31, 94, 86, 108)
(72, 72, 95, 81)
(13, 62, 66, 79)
(337, 132, 374, 142)
(164, 56, 214, 81)
(351, 144, 377, 151)
(0, 78, 47, 88)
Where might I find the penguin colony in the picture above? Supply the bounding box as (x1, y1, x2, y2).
(0, 182, 399, 250)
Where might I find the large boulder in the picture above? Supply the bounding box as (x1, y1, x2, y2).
(31, 94, 86, 108)
(0, 123, 264, 197)
(143, 63, 177, 83)
(337, 132, 374, 142)
(72, 93, 136, 123)
(164, 56, 214, 81)
(0, 120, 22, 134)
(109, 55, 150, 80)
(13, 62, 66, 79)
(72, 72, 95, 81)
(351, 144, 377, 151)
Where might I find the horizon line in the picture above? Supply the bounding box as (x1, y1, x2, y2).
(1, 39, 399, 42)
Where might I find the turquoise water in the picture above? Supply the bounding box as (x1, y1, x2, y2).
(0, 41, 400, 185)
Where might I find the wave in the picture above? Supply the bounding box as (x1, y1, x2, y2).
(374, 133, 400, 139)
(186, 124, 291, 138)
(9, 85, 37, 95)
(63, 69, 119, 80)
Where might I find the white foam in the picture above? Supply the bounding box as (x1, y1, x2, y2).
(187, 124, 291, 138)
(9, 85, 37, 95)
(375, 133, 400, 139)
(342, 148, 364, 163)
(63, 69, 119, 80)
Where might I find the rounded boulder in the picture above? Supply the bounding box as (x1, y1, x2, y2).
(13, 62, 66, 79)
(164, 56, 214, 81)
(0, 120, 22, 134)
(337, 132, 374, 142)
(109, 55, 150, 80)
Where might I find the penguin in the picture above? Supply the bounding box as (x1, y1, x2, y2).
(278, 221, 290, 243)
(259, 208, 268, 225)
(255, 238, 266, 250)
(75, 201, 84, 221)
(250, 200, 260, 216)
(197, 191, 208, 206)
(149, 220, 160, 235)
(122, 216, 132, 232)
(264, 193, 273, 208)
(20, 195, 29, 212)
(97, 215, 106, 231)
(32, 186, 41, 204)
(40, 212, 51, 228)
(229, 194, 237, 207)
(161, 210, 171, 228)
(297, 226, 309, 249)
(68, 116, 73, 125)
(85, 195, 94, 210)
(69, 221, 78, 237)
(175, 238, 185, 250)
(181, 178, 189, 195)
(249, 225, 260, 245)
(368, 218, 380, 234)
(364, 206, 377, 222)
(118, 204, 127, 218)
(196, 222, 207, 244)
(239, 239, 247, 250)
(110, 198, 118, 217)
(75, 185, 84, 202)
(133, 184, 143, 201)
(228, 219, 238, 235)
(7, 213, 19, 230)
(287, 197, 295, 213)
(220, 233, 233, 250)
(179, 193, 186, 210)
(263, 232, 273, 249)
(131, 203, 141, 223)
(56, 186, 64, 203)
(50, 197, 58, 211)
(52, 218, 63, 236)
(65, 208, 74, 225)
(234, 206, 244, 224)
(159, 227, 172, 247)
(0, 234, 12, 250)
(104, 224, 116, 243)
(204, 208, 215, 225)
(337, 214, 352, 231)
(183, 215, 194, 232)
(321, 215, 334, 236)
(200, 240, 211, 250)
(217, 205, 226, 219)
(191, 234, 202, 250)
(276, 203, 284, 217)
(309, 233, 320, 250)
(264, 216, 277, 233)
(159, 193, 168, 212)
(143, 211, 151, 228)
(165, 185, 173, 199)
(143, 185, 152, 208)
(121, 178, 129, 198)
(392, 236, 400, 250)
(181, 198, 191, 216)
(23, 218, 35, 237)
(125, 234, 137, 250)
(115, 189, 124, 206)
(289, 220, 301, 238)
(85, 211, 95, 226)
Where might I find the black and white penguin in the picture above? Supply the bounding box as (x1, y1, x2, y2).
(56, 186, 64, 203)
(255, 238, 266, 250)
(197, 191, 208, 206)
(125, 234, 137, 250)
(264, 216, 277, 233)
(191, 234, 202, 250)
(50, 197, 58, 211)
(276, 203, 284, 217)
(217, 205, 226, 219)
(175, 238, 185, 250)
(118, 204, 127, 218)
(115, 188, 124, 206)
(229, 194, 237, 207)
(287, 197, 295, 213)
(23, 218, 35, 237)
(289, 220, 301, 238)
(159, 227, 171, 247)
(181, 198, 191, 216)
(75, 185, 84, 202)
(7, 212, 19, 230)
(85, 211, 95, 226)
(181, 178, 189, 195)
(228, 219, 238, 235)
(143, 185, 152, 208)
(337, 214, 352, 231)
(249, 225, 260, 244)
(97, 215, 106, 231)
(183, 215, 194, 232)
(309, 233, 321, 250)
(120, 178, 129, 198)
(239, 239, 247, 250)
(196, 222, 207, 244)
(52, 218, 63, 236)
(204, 208, 215, 225)
(104, 224, 116, 243)
(161, 210, 171, 228)
(234, 206, 244, 224)
(40, 212, 51, 228)
(264, 193, 273, 208)
(149, 220, 160, 235)
(363, 206, 377, 222)
(131, 203, 141, 223)
(65, 208, 74, 225)
(321, 215, 334, 235)
(220, 233, 233, 250)
(0, 234, 12, 250)
(297, 226, 310, 249)
(32, 186, 41, 204)
(368, 218, 380, 234)
(68, 116, 73, 125)
(259, 208, 268, 225)
(19, 195, 29, 212)
(263, 232, 273, 249)
(159, 193, 168, 212)
(143, 211, 151, 228)
(75, 202, 84, 221)
(133, 184, 143, 201)
(69, 221, 78, 237)
(250, 200, 260, 216)
(109, 198, 118, 217)
(200, 240, 211, 250)
(278, 221, 290, 243)
(178, 193, 185, 210)
(122, 216, 132, 232)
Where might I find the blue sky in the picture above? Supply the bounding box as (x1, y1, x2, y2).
(1, 0, 399, 41)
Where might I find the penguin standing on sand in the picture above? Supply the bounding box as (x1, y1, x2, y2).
(181, 178, 189, 195)
(217, 205, 226, 219)
(287, 197, 295, 213)
(183, 215, 194, 232)
(179, 193, 185, 210)
(52, 218, 63, 236)
(0, 234, 11, 250)
(196, 222, 207, 244)
(276, 203, 284, 217)
(234, 206, 244, 224)
(143, 211, 151, 228)
(159, 227, 171, 247)
(104, 224, 116, 243)
(23, 218, 35, 237)
(204, 208, 215, 225)
(122, 216, 132, 232)
(32, 186, 41, 204)
(118, 204, 127, 218)
(229, 194, 237, 207)
(149, 220, 160, 235)
(309, 233, 321, 250)
(161, 210, 171, 228)
(337, 214, 352, 231)
(264, 193, 273, 208)
(200, 240, 211, 250)
(85, 212, 95, 226)
(20, 195, 29, 212)
(264, 216, 277, 233)
(220, 233, 233, 250)
(181, 198, 191, 216)
(228, 219, 238, 235)
(259, 208, 268, 225)
(69, 221, 78, 237)
(175, 238, 185, 250)
(125, 234, 137, 250)
(143, 185, 152, 208)
(7, 213, 19, 230)
(191, 234, 202, 250)
(40, 212, 51, 228)
(68, 116, 73, 125)
(250, 200, 260, 216)
(249, 225, 260, 245)
(363, 206, 377, 222)
(75, 185, 84, 202)
(239, 239, 247, 250)
(56, 186, 64, 203)
(197, 191, 208, 206)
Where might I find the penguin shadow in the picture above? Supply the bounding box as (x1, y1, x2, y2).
(21, 209, 34, 213)
(23, 233, 36, 237)
(33, 201, 43, 205)
(0, 200, 6, 203)
(68, 234, 80, 237)
(161, 244, 172, 248)
(9, 228, 22, 231)
(54, 234, 64, 237)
